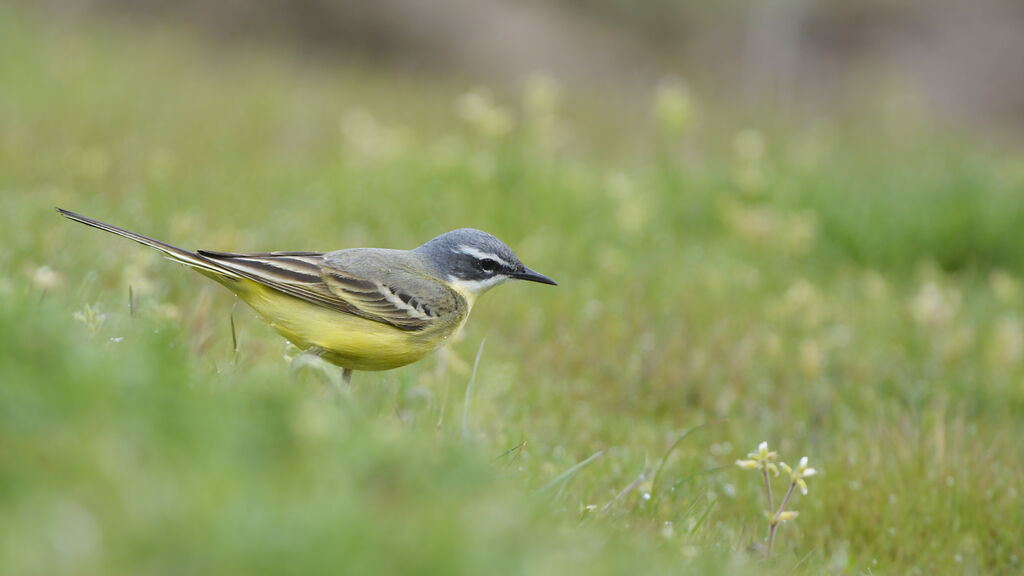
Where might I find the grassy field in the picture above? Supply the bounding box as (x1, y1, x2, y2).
(2, 6, 1023, 574)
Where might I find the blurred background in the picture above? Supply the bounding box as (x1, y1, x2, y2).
(34, 0, 1024, 133)
(3, 1, 1024, 575)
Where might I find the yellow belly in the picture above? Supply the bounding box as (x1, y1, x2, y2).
(223, 279, 466, 371)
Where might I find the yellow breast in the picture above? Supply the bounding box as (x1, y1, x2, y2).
(230, 280, 469, 371)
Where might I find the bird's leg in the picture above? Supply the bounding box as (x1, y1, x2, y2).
(290, 346, 346, 391)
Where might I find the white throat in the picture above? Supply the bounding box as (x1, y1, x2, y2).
(447, 275, 510, 298)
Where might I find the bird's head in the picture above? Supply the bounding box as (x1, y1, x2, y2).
(416, 228, 556, 298)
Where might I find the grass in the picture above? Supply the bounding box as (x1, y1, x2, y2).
(2, 5, 1023, 574)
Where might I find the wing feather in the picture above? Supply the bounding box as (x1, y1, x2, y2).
(196, 250, 461, 331)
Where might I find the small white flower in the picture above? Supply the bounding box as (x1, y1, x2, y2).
(797, 456, 818, 477)
(32, 265, 63, 291)
(780, 455, 818, 495)
(736, 441, 779, 475)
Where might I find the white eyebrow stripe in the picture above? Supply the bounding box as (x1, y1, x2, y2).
(455, 245, 511, 268)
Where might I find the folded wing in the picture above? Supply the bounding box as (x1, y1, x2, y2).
(197, 249, 462, 331)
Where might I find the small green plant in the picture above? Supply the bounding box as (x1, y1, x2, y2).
(736, 441, 817, 556)
(73, 302, 107, 336)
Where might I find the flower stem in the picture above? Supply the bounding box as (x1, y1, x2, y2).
(776, 481, 797, 517)
(762, 468, 774, 516)
(767, 481, 797, 555)
(762, 468, 774, 552)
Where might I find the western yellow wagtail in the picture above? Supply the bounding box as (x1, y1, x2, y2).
(57, 208, 555, 382)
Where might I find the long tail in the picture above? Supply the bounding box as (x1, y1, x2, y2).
(56, 208, 240, 278)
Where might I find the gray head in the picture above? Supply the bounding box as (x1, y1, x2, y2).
(415, 228, 556, 296)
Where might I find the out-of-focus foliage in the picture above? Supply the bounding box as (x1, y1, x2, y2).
(1, 5, 1023, 575)
(45, 0, 1024, 132)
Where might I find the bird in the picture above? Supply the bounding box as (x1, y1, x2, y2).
(57, 208, 556, 383)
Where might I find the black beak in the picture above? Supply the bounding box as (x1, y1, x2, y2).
(512, 266, 557, 286)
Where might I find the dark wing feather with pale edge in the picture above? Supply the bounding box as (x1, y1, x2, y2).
(196, 249, 460, 331)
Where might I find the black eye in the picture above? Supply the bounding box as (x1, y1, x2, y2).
(479, 258, 498, 273)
